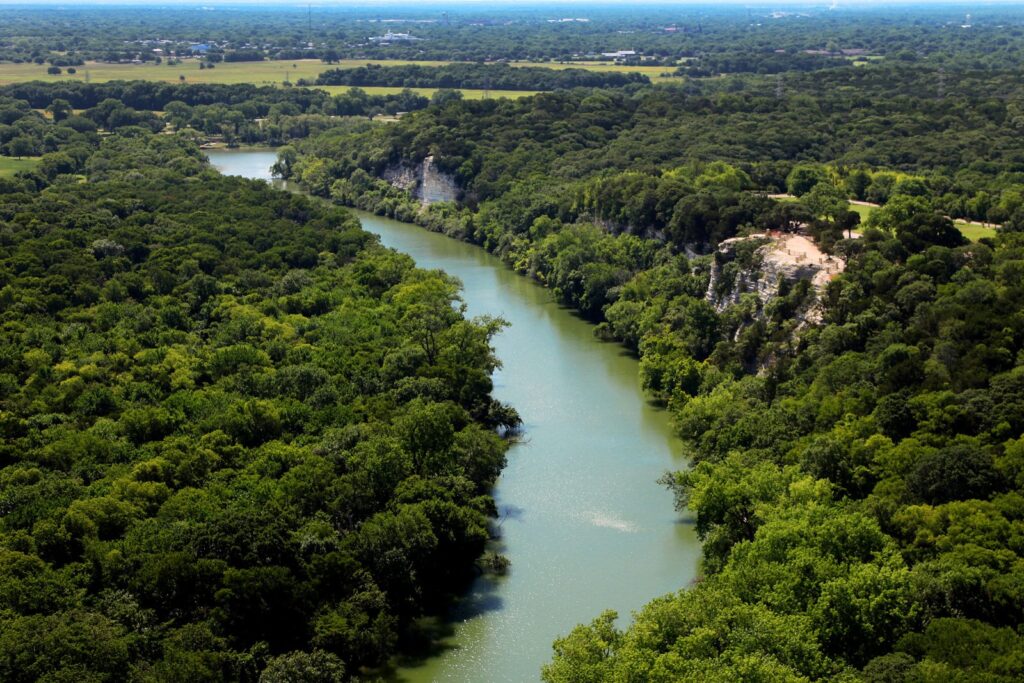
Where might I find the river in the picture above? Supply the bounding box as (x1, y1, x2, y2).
(207, 148, 700, 682)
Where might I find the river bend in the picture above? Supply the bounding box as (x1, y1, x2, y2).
(208, 149, 699, 682)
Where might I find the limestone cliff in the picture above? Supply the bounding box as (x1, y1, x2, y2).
(382, 155, 459, 205)
(707, 233, 844, 325)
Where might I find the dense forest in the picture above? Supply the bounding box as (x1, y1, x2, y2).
(0, 81, 436, 147)
(311, 63, 650, 90)
(4, 5, 1024, 68)
(538, 211, 1024, 683)
(0, 117, 517, 679)
(286, 60, 1024, 234)
(282, 44, 1024, 680)
(3, 3, 1024, 681)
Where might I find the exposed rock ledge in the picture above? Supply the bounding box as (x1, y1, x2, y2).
(707, 232, 844, 325)
(382, 155, 459, 205)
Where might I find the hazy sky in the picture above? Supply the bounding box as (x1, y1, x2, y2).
(0, 0, 1012, 5)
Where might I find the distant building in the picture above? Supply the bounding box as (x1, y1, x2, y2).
(601, 50, 637, 59)
(369, 32, 422, 43)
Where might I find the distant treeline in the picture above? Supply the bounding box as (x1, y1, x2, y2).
(312, 63, 650, 91)
(0, 82, 435, 145)
(679, 51, 845, 76)
(0, 81, 331, 111)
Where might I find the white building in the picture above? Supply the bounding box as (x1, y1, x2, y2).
(369, 31, 422, 43)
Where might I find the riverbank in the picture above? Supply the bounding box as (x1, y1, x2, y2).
(208, 149, 700, 682)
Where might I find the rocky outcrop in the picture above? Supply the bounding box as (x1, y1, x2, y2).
(707, 233, 844, 325)
(382, 155, 459, 205)
(381, 163, 419, 193)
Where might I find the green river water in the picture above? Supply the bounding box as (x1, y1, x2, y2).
(207, 149, 700, 682)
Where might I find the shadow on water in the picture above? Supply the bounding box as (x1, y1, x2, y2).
(498, 504, 526, 522)
(383, 574, 507, 678)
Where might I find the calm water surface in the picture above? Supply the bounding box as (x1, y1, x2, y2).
(209, 149, 700, 682)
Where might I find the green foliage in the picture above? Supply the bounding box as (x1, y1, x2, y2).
(3, 7, 1024, 681)
(313, 63, 648, 90)
(0, 129, 514, 680)
(546, 229, 1024, 679)
(787, 164, 829, 197)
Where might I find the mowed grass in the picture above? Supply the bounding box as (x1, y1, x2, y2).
(0, 156, 40, 177)
(848, 202, 876, 221)
(849, 202, 999, 242)
(0, 58, 679, 86)
(0, 59, 539, 99)
(775, 196, 995, 241)
(0, 58, 676, 91)
(0, 59, 437, 86)
(955, 221, 998, 241)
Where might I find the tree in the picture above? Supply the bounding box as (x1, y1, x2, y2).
(260, 650, 345, 683)
(394, 399, 457, 473)
(906, 442, 1003, 504)
(812, 561, 918, 666)
(431, 89, 465, 107)
(786, 164, 829, 196)
(542, 611, 620, 683)
(4, 135, 37, 158)
(802, 181, 849, 222)
(896, 212, 966, 250)
(47, 98, 72, 122)
(845, 168, 872, 200)
(272, 144, 298, 179)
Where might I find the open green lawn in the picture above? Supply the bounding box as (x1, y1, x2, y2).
(955, 221, 998, 242)
(0, 59, 542, 99)
(0, 58, 678, 87)
(776, 196, 994, 242)
(0, 58, 677, 95)
(848, 202, 876, 221)
(0, 156, 39, 177)
(0, 59, 434, 86)
(851, 203, 998, 242)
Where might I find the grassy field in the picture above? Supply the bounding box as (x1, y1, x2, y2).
(0, 60, 540, 99)
(955, 221, 998, 241)
(0, 58, 674, 104)
(0, 156, 39, 177)
(775, 196, 995, 242)
(0, 58, 677, 86)
(848, 202, 876, 221)
(850, 202, 999, 241)
(0, 59, 422, 87)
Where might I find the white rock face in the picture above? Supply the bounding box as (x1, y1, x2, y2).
(707, 232, 844, 325)
(382, 155, 459, 205)
(381, 163, 418, 193)
(419, 156, 459, 204)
